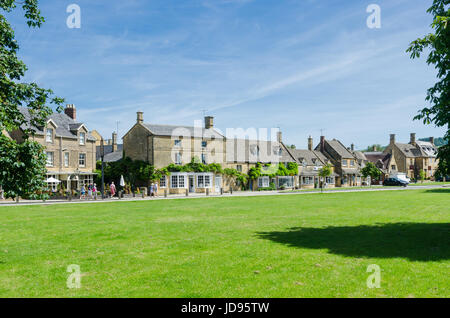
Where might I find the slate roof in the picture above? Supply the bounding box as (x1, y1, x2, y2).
(104, 151, 123, 163)
(394, 143, 423, 157)
(18, 107, 96, 141)
(96, 144, 123, 160)
(365, 152, 386, 163)
(416, 141, 437, 157)
(313, 150, 331, 165)
(326, 139, 355, 158)
(289, 149, 322, 166)
(142, 123, 225, 139)
(353, 151, 367, 161)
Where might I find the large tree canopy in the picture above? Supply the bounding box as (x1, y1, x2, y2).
(0, 0, 63, 199)
(407, 0, 450, 177)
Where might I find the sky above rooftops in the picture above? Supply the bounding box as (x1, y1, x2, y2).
(6, 0, 447, 150)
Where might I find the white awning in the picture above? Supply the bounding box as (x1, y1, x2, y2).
(45, 177, 61, 183)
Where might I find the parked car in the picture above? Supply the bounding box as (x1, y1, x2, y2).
(383, 178, 408, 187)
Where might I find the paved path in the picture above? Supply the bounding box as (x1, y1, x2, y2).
(0, 184, 447, 207)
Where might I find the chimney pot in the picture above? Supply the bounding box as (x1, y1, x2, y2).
(112, 132, 118, 152)
(64, 104, 76, 120)
(410, 133, 416, 145)
(320, 136, 325, 152)
(137, 111, 144, 124)
(277, 131, 282, 143)
(351, 143, 354, 151)
(205, 116, 214, 129)
(390, 134, 396, 144)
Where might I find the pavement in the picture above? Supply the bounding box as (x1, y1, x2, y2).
(0, 184, 447, 207)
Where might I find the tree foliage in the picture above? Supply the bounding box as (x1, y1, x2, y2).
(0, 134, 48, 199)
(100, 157, 168, 189)
(361, 162, 382, 185)
(407, 0, 450, 176)
(0, 1, 64, 199)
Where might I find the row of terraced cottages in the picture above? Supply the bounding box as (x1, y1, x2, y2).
(119, 111, 373, 195)
(3, 105, 439, 196)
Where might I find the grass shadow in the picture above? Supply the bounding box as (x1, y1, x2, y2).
(257, 223, 450, 261)
(424, 188, 450, 194)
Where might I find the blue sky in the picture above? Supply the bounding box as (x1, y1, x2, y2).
(7, 0, 446, 149)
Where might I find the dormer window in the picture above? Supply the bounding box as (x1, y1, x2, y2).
(202, 141, 207, 148)
(79, 132, 86, 145)
(46, 128, 53, 143)
(174, 139, 181, 147)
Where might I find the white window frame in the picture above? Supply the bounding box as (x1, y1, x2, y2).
(79, 153, 86, 168)
(174, 139, 181, 147)
(46, 128, 53, 143)
(46, 152, 54, 167)
(302, 176, 314, 185)
(64, 152, 69, 167)
(160, 176, 167, 188)
(236, 165, 242, 172)
(79, 132, 86, 145)
(342, 159, 348, 166)
(197, 173, 213, 188)
(201, 141, 207, 148)
(350, 160, 355, 166)
(258, 176, 270, 188)
(170, 173, 187, 189)
(201, 153, 207, 164)
(278, 176, 294, 188)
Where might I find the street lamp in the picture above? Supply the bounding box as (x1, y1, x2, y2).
(100, 138, 105, 199)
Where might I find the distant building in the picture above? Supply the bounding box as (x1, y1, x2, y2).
(94, 132, 123, 163)
(383, 133, 439, 180)
(315, 137, 363, 187)
(8, 104, 97, 191)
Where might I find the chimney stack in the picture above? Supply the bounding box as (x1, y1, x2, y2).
(430, 137, 434, 145)
(137, 111, 144, 124)
(308, 136, 313, 151)
(64, 104, 76, 120)
(112, 132, 117, 152)
(390, 134, 396, 145)
(277, 131, 282, 143)
(205, 116, 214, 129)
(320, 136, 325, 152)
(410, 133, 416, 145)
(351, 143, 354, 151)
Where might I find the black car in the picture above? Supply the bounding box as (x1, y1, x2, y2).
(383, 178, 408, 187)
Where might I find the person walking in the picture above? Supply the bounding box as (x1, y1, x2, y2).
(93, 183, 97, 199)
(110, 182, 116, 198)
(149, 183, 154, 197)
(88, 183, 93, 200)
(81, 185, 86, 200)
(153, 182, 158, 197)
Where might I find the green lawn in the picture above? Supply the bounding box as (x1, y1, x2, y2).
(0, 189, 449, 298)
(408, 181, 450, 186)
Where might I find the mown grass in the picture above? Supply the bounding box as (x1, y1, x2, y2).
(0, 189, 448, 298)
